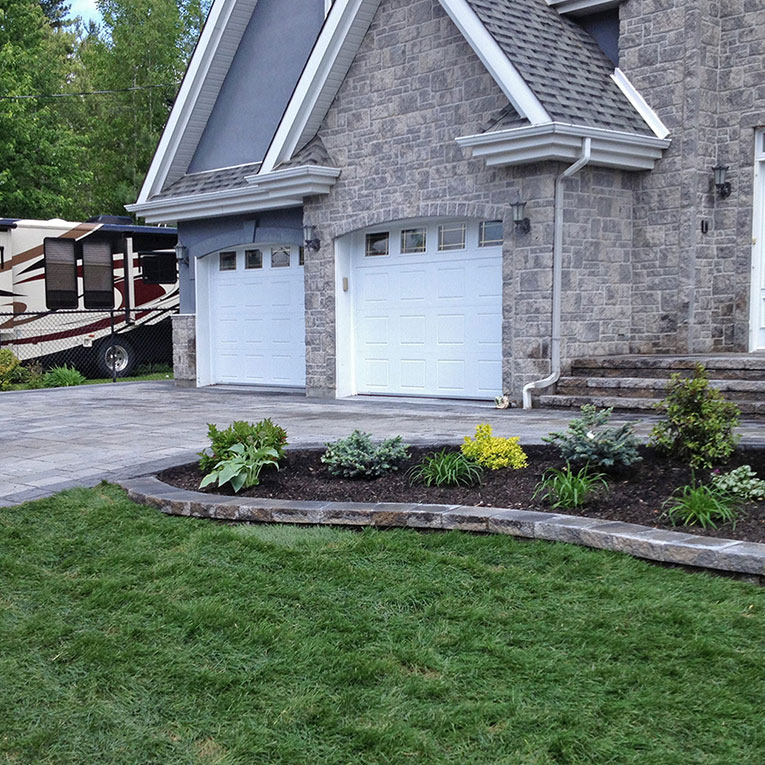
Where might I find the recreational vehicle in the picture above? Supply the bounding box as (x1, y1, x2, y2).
(0, 216, 178, 376)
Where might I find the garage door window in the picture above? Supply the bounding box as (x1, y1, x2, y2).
(401, 228, 426, 254)
(245, 249, 263, 269)
(220, 252, 236, 270)
(271, 247, 291, 267)
(365, 232, 389, 257)
(479, 220, 503, 247)
(438, 223, 466, 251)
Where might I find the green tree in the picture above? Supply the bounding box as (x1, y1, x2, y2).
(39, 0, 71, 27)
(0, 0, 89, 218)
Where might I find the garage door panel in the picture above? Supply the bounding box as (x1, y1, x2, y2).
(210, 249, 305, 386)
(354, 221, 502, 398)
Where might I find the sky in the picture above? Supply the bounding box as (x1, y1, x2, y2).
(68, 0, 101, 24)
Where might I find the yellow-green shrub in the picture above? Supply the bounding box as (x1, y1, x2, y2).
(461, 423, 528, 470)
(0, 348, 20, 390)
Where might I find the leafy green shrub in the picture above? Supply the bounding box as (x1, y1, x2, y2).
(408, 449, 483, 487)
(42, 365, 86, 387)
(321, 430, 409, 478)
(533, 463, 608, 509)
(710, 465, 765, 502)
(650, 364, 740, 468)
(199, 419, 288, 474)
(662, 482, 740, 529)
(0, 348, 21, 390)
(543, 405, 641, 470)
(461, 423, 528, 470)
(199, 443, 279, 493)
(14, 362, 45, 388)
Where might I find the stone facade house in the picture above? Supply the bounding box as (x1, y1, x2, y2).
(129, 0, 765, 406)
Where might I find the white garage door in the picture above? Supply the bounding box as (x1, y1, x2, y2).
(353, 220, 503, 398)
(210, 246, 306, 386)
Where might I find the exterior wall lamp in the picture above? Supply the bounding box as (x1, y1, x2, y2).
(713, 164, 732, 199)
(175, 243, 189, 266)
(303, 224, 321, 251)
(511, 200, 531, 234)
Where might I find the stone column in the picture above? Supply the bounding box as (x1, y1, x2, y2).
(171, 314, 196, 388)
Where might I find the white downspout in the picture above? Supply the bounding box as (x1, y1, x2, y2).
(522, 137, 592, 410)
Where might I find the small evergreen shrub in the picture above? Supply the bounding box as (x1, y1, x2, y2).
(321, 430, 409, 478)
(662, 482, 741, 529)
(650, 364, 740, 468)
(199, 443, 280, 493)
(543, 405, 641, 470)
(0, 348, 21, 390)
(710, 465, 765, 502)
(42, 365, 86, 387)
(199, 419, 288, 474)
(533, 463, 608, 509)
(461, 423, 528, 470)
(408, 450, 483, 487)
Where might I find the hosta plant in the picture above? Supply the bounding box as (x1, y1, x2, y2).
(408, 449, 483, 487)
(533, 463, 608, 509)
(710, 465, 765, 503)
(199, 443, 279, 493)
(200, 419, 288, 474)
(322, 430, 409, 478)
(544, 405, 641, 470)
(461, 423, 528, 470)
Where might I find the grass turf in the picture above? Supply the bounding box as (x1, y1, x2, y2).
(1, 484, 763, 764)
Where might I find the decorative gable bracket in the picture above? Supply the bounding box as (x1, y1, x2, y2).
(456, 122, 670, 172)
(127, 165, 340, 224)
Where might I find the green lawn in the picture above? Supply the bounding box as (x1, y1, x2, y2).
(1, 485, 763, 764)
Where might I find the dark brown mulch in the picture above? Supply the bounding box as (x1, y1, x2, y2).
(158, 445, 765, 544)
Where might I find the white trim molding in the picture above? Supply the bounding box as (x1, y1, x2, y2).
(456, 122, 670, 171)
(127, 165, 341, 224)
(750, 128, 765, 351)
(545, 0, 622, 15)
(611, 69, 670, 140)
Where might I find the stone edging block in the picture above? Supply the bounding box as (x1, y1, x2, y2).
(118, 476, 765, 577)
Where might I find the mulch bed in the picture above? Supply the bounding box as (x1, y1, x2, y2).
(158, 445, 765, 544)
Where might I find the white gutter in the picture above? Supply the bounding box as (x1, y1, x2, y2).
(522, 137, 592, 410)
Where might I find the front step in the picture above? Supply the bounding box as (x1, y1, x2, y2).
(539, 393, 765, 416)
(572, 354, 765, 381)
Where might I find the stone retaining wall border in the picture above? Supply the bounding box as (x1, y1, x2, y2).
(119, 477, 765, 578)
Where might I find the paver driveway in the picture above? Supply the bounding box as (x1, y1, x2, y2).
(2, 381, 763, 506)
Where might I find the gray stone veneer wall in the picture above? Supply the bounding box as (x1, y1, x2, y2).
(620, 0, 765, 352)
(303, 0, 634, 398)
(171, 314, 196, 388)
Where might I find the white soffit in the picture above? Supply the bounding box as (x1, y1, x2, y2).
(136, 0, 260, 204)
(545, 0, 622, 15)
(127, 165, 341, 224)
(456, 122, 671, 171)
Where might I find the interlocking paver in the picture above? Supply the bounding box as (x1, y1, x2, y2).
(1, 381, 764, 506)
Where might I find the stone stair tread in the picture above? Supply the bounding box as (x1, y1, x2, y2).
(539, 393, 765, 415)
(558, 376, 765, 391)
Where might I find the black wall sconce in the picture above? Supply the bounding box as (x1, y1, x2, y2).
(713, 164, 732, 199)
(510, 200, 531, 234)
(303, 224, 321, 251)
(175, 243, 189, 266)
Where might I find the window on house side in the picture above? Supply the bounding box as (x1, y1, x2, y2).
(479, 220, 503, 247)
(219, 252, 236, 271)
(401, 228, 427, 254)
(245, 249, 263, 269)
(44, 238, 78, 309)
(365, 232, 389, 257)
(271, 247, 291, 268)
(438, 223, 466, 251)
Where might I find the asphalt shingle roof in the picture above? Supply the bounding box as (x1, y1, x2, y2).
(154, 161, 262, 199)
(466, 0, 651, 135)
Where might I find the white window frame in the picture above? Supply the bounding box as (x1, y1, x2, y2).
(750, 129, 765, 350)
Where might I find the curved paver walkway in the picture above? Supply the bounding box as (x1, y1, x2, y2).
(122, 475, 765, 577)
(2, 380, 764, 507)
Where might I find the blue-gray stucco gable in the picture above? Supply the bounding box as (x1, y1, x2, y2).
(188, 0, 325, 174)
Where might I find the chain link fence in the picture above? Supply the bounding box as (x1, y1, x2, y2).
(0, 308, 176, 382)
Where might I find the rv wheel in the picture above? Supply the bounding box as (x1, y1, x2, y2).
(96, 338, 136, 377)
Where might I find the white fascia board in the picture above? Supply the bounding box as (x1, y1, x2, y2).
(261, 0, 376, 174)
(437, 0, 550, 125)
(545, 0, 621, 15)
(611, 68, 670, 140)
(457, 122, 670, 171)
(136, 0, 244, 204)
(127, 165, 340, 224)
